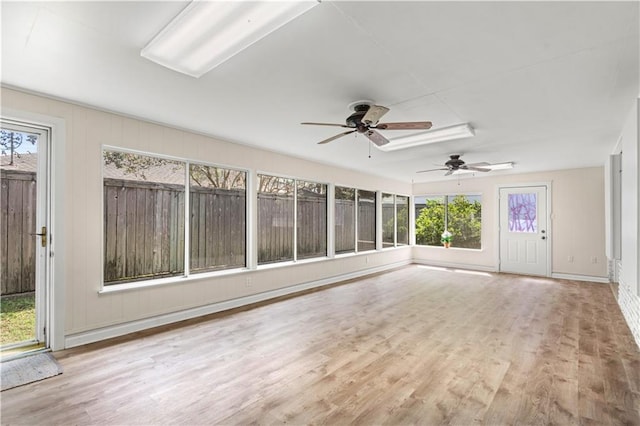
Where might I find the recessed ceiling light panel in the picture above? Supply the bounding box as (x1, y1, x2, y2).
(142, 0, 319, 78)
(376, 123, 475, 152)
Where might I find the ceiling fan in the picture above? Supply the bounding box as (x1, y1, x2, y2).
(302, 101, 432, 146)
(417, 154, 491, 176)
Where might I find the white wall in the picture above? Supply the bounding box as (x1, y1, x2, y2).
(615, 99, 640, 347)
(412, 167, 608, 280)
(1, 87, 413, 347)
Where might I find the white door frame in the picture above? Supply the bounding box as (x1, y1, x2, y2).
(496, 182, 552, 277)
(2, 108, 66, 351)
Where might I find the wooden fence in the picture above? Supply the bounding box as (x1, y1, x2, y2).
(335, 199, 356, 253)
(105, 181, 339, 280)
(104, 179, 186, 283)
(1, 170, 37, 295)
(1, 173, 381, 292)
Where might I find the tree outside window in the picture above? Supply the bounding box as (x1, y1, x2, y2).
(415, 194, 481, 249)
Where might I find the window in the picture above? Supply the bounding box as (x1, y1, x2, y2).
(257, 175, 294, 264)
(258, 174, 327, 264)
(335, 187, 377, 254)
(396, 195, 409, 246)
(103, 150, 247, 285)
(335, 186, 356, 254)
(297, 180, 327, 259)
(382, 193, 395, 247)
(415, 194, 481, 249)
(382, 193, 410, 248)
(508, 193, 537, 232)
(357, 189, 376, 252)
(190, 164, 246, 273)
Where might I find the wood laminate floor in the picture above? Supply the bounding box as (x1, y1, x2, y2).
(2, 265, 639, 425)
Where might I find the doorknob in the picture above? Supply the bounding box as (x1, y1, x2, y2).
(541, 236, 546, 240)
(30, 226, 47, 247)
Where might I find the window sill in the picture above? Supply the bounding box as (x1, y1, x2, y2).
(414, 244, 483, 252)
(257, 255, 330, 270)
(99, 267, 249, 294)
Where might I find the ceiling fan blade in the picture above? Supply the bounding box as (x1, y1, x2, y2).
(416, 167, 448, 173)
(317, 130, 356, 145)
(375, 121, 433, 130)
(465, 162, 490, 168)
(464, 166, 491, 172)
(301, 122, 350, 128)
(362, 105, 390, 125)
(444, 169, 454, 176)
(364, 129, 390, 146)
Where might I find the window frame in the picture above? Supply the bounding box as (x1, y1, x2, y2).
(256, 172, 329, 266)
(333, 186, 378, 255)
(414, 192, 483, 250)
(101, 146, 250, 289)
(382, 193, 410, 249)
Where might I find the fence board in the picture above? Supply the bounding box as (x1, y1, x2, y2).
(7, 179, 24, 293)
(0, 174, 9, 293)
(115, 186, 126, 279)
(335, 199, 356, 253)
(104, 186, 118, 281)
(0, 170, 37, 294)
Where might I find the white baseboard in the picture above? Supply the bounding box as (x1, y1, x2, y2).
(551, 273, 609, 283)
(64, 260, 410, 349)
(411, 259, 496, 273)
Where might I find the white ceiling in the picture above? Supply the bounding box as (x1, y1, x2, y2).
(1, 1, 638, 183)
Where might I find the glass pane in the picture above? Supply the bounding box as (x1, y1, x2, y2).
(1, 128, 39, 345)
(508, 193, 537, 232)
(396, 195, 409, 246)
(414, 196, 445, 246)
(382, 193, 395, 248)
(297, 180, 327, 259)
(357, 190, 376, 252)
(447, 195, 482, 249)
(258, 175, 294, 264)
(103, 151, 186, 284)
(189, 165, 246, 273)
(335, 186, 355, 254)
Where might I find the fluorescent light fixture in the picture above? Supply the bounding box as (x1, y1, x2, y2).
(376, 123, 475, 152)
(452, 162, 514, 175)
(142, 0, 319, 78)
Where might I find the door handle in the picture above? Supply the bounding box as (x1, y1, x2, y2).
(30, 226, 47, 247)
(541, 236, 546, 240)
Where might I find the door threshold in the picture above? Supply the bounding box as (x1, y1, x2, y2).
(1, 342, 47, 362)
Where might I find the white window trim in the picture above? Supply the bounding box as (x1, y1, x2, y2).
(101, 146, 250, 287)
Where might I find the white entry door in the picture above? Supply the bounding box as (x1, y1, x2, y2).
(499, 185, 549, 276)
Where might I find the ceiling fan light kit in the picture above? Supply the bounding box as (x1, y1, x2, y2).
(141, 0, 319, 77)
(376, 123, 475, 152)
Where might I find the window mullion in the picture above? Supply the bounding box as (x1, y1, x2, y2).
(394, 195, 398, 247)
(184, 162, 191, 277)
(293, 179, 298, 262)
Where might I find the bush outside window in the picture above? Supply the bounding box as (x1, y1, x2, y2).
(415, 194, 481, 249)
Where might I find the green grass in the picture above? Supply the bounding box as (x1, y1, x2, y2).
(0, 294, 35, 346)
